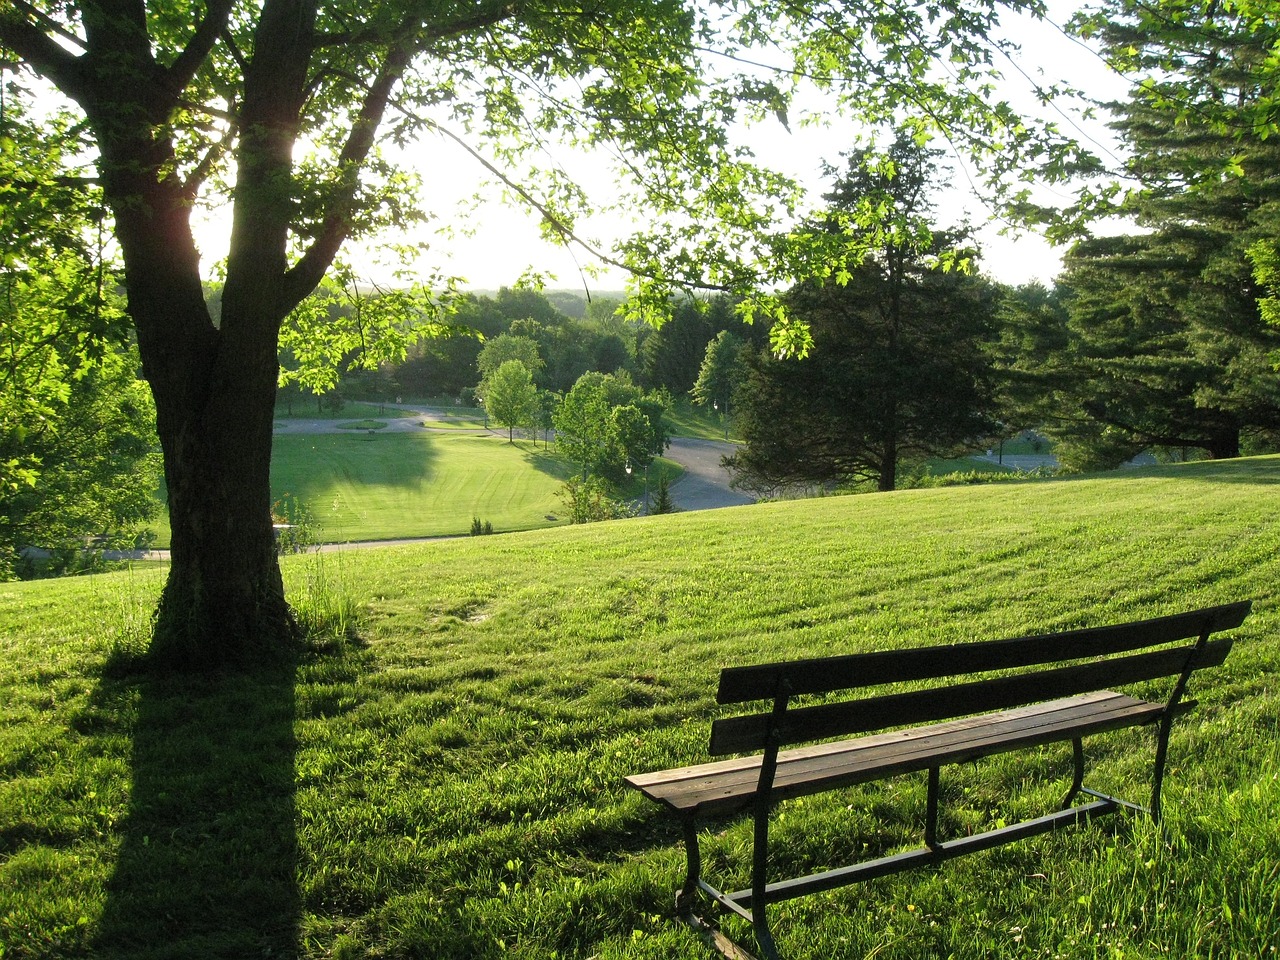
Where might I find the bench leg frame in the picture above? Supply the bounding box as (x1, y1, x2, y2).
(676, 745, 1160, 960)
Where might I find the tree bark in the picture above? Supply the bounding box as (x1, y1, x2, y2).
(73, 0, 316, 667)
(1206, 428, 1241, 460)
(112, 180, 298, 666)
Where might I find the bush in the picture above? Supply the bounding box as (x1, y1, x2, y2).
(273, 495, 318, 554)
(650, 470, 676, 514)
(557, 476, 636, 524)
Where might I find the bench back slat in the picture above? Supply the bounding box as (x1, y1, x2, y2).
(708, 637, 1235, 756)
(716, 601, 1250, 705)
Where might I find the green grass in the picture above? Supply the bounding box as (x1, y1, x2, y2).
(3, 456, 1280, 958)
(146, 424, 683, 548)
(274, 401, 422, 421)
(271, 432, 576, 542)
(663, 396, 734, 441)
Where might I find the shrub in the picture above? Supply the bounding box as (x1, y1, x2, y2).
(557, 476, 636, 524)
(650, 470, 676, 514)
(272, 494, 318, 554)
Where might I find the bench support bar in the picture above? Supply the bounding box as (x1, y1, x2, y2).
(680, 798, 1120, 960)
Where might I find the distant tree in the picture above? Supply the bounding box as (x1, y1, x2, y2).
(692, 331, 749, 439)
(639, 299, 716, 393)
(477, 334, 544, 385)
(611, 404, 655, 473)
(593, 334, 633, 376)
(554, 377, 615, 479)
(483, 361, 538, 442)
(554, 372, 669, 482)
(730, 136, 998, 493)
(495, 288, 565, 327)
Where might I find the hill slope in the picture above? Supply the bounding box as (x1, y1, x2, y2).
(2, 457, 1278, 958)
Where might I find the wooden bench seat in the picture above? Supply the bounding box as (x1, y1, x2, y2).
(628, 690, 1163, 818)
(624, 602, 1251, 960)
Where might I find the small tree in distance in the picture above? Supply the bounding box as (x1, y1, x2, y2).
(483, 361, 538, 443)
(692, 331, 749, 440)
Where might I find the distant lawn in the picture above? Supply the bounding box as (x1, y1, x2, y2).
(4, 455, 1278, 959)
(663, 395, 734, 441)
(146, 431, 683, 547)
(274, 432, 575, 542)
(274, 400, 421, 420)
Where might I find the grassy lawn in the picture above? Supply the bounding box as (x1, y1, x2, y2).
(271, 432, 574, 542)
(274, 401, 423, 421)
(147, 431, 682, 547)
(663, 396, 733, 442)
(3, 456, 1279, 958)
(146, 423, 684, 548)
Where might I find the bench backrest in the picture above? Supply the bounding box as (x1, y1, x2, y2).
(709, 601, 1251, 757)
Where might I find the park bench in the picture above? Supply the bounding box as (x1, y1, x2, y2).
(624, 601, 1251, 960)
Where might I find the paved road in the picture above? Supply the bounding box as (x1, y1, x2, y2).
(664, 438, 755, 511)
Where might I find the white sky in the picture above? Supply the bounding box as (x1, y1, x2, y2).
(188, 5, 1133, 294)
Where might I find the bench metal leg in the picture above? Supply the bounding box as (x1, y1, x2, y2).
(678, 816, 703, 916)
(925, 766, 941, 849)
(1062, 737, 1086, 809)
(750, 800, 781, 960)
(1150, 716, 1174, 825)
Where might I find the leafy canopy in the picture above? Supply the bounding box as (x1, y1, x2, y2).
(1, 0, 1090, 359)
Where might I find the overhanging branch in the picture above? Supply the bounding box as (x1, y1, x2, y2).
(0, 3, 86, 100)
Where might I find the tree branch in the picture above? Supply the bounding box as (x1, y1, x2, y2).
(283, 1, 528, 291)
(161, 0, 236, 105)
(311, 1, 521, 49)
(281, 23, 421, 309)
(0, 3, 86, 100)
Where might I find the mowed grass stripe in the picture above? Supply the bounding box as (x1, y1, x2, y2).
(1, 455, 1277, 958)
(272, 433, 576, 542)
(148, 431, 682, 547)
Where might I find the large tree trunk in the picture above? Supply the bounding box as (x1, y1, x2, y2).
(148, 310, 298, 666)
(77, 0, 320, 668)
(120, 216, 298, 667)
(1205, 427, 1241, 460)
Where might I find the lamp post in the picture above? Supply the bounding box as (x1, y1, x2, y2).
(713, 397, 729, 440)
(626, 461, 651, 516)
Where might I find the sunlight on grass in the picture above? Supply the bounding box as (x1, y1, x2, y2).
(2, 456, 1279, 958)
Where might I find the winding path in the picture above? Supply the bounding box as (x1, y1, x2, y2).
(663, 438, 755, 511)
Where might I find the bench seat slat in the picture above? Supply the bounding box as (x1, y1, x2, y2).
(626, 691, 1162, 817)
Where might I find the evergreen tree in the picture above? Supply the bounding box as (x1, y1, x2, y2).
(730, 136, 998, 493)
(1006, 1, 1280, 465)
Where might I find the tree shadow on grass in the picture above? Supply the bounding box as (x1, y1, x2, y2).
(94, 660, 299, 959)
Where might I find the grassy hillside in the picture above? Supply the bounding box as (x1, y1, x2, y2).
(3, 457, 1278, 958)
(148, 429, 682, 547)
(270, 432, 573, 542)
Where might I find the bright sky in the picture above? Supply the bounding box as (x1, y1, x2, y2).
(186, 5, 1133, 295)
(355, 5, 1130, 294)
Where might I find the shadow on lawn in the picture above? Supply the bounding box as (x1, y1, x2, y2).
(94, 660, 299, 959)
